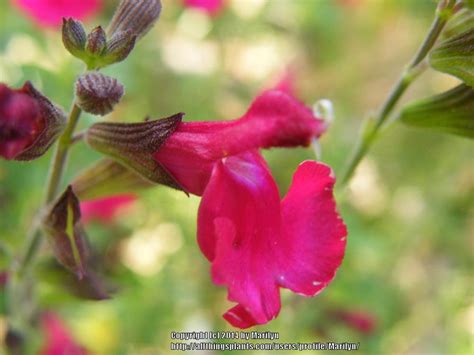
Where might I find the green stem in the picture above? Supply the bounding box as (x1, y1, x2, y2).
(339, 0, 456, 186)
(44, 104, 82, 203)
(17, 103, 82, 277)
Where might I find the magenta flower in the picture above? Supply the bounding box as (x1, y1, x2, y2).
(183, 0, 224, 16)
(80, 194, 137, 224)
(12, 0, 102, 28)
(40, 312, 87, 355)
(0, 82, 65, 161)
(152, 90, 347, 328)
(86, 89, 346, 328)
(330, 309, 377, 334)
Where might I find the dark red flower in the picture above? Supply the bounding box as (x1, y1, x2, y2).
(0, 82, 65, 161)
(152, 90, 346, 328)
(12, 0, 102, 28)
(0, 84, 43, 159)
(40, 312, 87, 355)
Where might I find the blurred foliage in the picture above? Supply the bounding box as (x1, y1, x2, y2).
(0, 0, 473, 354)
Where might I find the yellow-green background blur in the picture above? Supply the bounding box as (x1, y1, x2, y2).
(0, 0, 472, 354)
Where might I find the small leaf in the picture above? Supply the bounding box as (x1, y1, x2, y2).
(72, 158, 153, 200)
(400, 84, 474, 138)
(43, 186, 90, 279)
(430, 27, 474, 86)
(86, 113, 185, 191)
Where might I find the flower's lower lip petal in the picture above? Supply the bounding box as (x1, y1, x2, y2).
(223, 305, 260, 329)
(279, 161, 347, 296)
(198, 151, 282, 326)
(197, 153, 346, 328)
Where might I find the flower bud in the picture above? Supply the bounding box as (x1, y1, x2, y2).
(86, 113, 184, 190)
(75, 72, 124, 116)
(101, 30, 137, 66)
(85, 25, 107, 57)
(108, 0, 162, 39)
(43, 186, 90, 279)
(0, 82, 66, 161)
(62, 18, 87, 60)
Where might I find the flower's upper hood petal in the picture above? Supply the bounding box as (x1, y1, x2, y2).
(198, 151, 282, 327)
(154, 90, 325, 195)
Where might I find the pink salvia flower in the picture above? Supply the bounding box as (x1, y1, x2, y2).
(80, 194, 137, 224)
(153, 90, 347, 328)
(183, 0, 224, 16)
(12, 0, 102, 28)
(40, 312, 87, 355)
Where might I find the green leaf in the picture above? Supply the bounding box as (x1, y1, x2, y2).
(430, 26, 474, 86)
(400, 84, 474, 138)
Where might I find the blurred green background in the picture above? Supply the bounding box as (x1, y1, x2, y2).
(0, 0, 473, 354)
